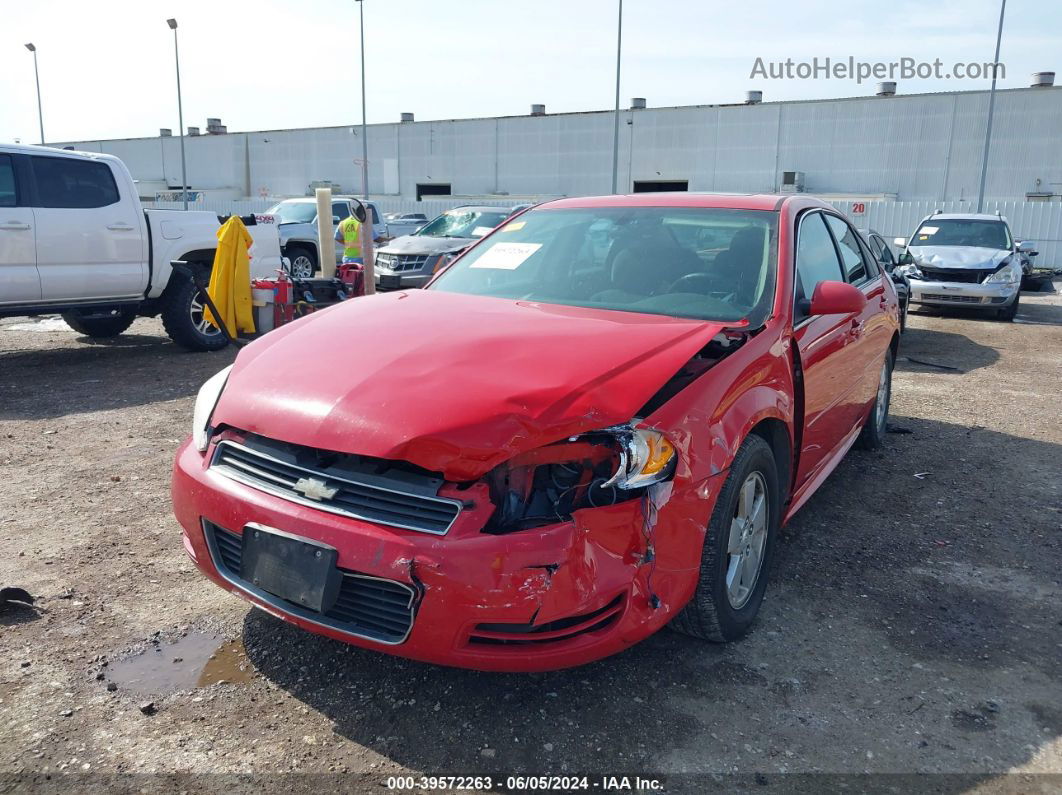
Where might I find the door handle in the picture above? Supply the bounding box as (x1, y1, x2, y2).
(107, 223, 135, 231)
(0, 222, 31, 231)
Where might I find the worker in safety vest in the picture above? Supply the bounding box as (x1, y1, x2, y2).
(334, 213, 363, 264)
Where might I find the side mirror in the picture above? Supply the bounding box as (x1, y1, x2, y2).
(892, 237, 907, 249)
(807, 281, 867, 317)
(1017, 240, 1037, 254)
(332, 215, 341, 224)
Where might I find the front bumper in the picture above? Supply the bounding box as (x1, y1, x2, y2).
(909, 279, 1018, 308)
(374, 270, 432, 291)
(172, 438, 715, 671)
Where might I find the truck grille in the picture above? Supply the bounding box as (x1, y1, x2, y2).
(920, 267, 990, 284)
(376, 253, 430, 273)
(211, 439, 462, 535)
(205, 521, 416, 644)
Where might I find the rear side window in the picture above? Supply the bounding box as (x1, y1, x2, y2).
(31, 156, 120, 208)
(0, 155, 15, 207)
(824, 214, 869, 283)
(795, 212, 844, 305)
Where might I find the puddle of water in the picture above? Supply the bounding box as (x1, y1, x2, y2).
(106, 633, 255, 696)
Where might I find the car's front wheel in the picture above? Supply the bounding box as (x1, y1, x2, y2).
(286, 246, 317, 279)
(61, 308, 137, 338)
(997, 291, 1019, 322)
(671, 434, 779, 642)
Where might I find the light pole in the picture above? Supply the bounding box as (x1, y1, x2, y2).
(976, 0, 1006, 213)
(356, 0, 369, 199)
(610, 0, 623, 194)
(24, 43, 44, 145)
(167, 18, 189, 211)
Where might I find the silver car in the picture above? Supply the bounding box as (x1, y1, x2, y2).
(267, 197, 386, 278)
(374, 206, 514, 291)
(894, 212, 1036, 322)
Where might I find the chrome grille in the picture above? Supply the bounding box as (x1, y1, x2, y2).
(376, 253, 430, 273)
(211, 440, 462, 535)
(920, 267, 990, 284)
(204, 521, 416, 644)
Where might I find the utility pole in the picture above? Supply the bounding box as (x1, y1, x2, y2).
(167, 19, 189, 210)
(25, 44, 44, 145)
(610, 0, 623, 194)
(357, 0, 369, 199)
(976, 0, 1006, 213)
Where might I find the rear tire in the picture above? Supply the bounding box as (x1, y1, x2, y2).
(856, 349, 893, 450)
(996, 292, 1019, 322)
(671, 434, 779, 643)
(61, 308, 136, 338)
(160, 270, 229, 352)
(287, 246, 317, 279)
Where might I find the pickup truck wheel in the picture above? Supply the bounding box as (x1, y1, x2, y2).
(671, 434, 779, 643)
(856, 349, 893, 450)
(61, 308, 136, 338)
(287, 247, 317, 279)
(160, 272, 229, 352)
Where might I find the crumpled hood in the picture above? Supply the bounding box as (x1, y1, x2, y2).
(908, 245, 1011, 270)
(213, 290, 724, 480)
(377, 235, 475, 257)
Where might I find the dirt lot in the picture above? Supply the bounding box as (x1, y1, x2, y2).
(1, 289, 1060, 794)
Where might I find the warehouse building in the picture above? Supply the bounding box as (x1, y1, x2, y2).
(58, 80, 1061, 204)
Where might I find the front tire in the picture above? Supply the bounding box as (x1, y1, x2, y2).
(160, 270, 229, 352)
(671, 434, 780, 643)
(286, 246, 317, 279)
(61, 308, 136, 338)
(996, 291, 1019, 322)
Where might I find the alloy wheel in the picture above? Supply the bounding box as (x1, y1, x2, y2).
(291, 256, 314, 279)
(190, 296, 222, 337)
(726, 471, 768, 609)
(874, 359, 891, 432)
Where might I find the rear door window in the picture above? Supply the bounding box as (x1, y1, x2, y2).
(0, 155, 16, 207)
(31, 156, 120, 208)
(824, 214, 869, 284)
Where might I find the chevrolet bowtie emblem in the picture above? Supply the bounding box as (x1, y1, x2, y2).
(293, 477, 339, 501)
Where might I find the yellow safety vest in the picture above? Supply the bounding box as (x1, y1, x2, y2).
(338, 216, 362, 261)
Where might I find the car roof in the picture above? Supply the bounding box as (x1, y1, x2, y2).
(537, 193, 821, 212)
(924, 213, 1007, 222)
(441, 205, 513, 213)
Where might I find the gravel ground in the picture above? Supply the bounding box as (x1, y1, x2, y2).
(0, 288, 1059, 794)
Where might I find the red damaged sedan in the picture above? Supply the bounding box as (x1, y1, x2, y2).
(172, 194, 899, 671)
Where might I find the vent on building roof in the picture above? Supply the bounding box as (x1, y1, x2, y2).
(877, 82, 897, 96)
(160, 128, 172, 137)
(745, 91, 762, 105)
(206, 118, 226, 134)
(188, 127, 200, 136)
(400, 112, 414, 122)
(1031, 71, 1055, 87)
(530, 104, 546, 116)
(630, 97, 646, 109)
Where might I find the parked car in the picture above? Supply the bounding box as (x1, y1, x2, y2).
(0, 143, 276, 351)
(267, 197, 385, 278)
(173, 193, 899, 671)
(382, 212, 429, 240)
(894, 212, 1034, 321)
(859, 228, 909, 332)
(373, 205, 515, 290)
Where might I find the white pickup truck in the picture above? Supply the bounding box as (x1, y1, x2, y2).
(0, 143, 266, 351)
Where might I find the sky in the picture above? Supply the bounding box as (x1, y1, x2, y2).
(1, 0, 1059, 144)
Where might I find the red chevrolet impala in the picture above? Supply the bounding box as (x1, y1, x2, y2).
(172, 194, 899, 671)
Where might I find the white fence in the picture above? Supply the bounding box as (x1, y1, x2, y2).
(149, 196, 1062, 266)
(828, 199, 1062, 266)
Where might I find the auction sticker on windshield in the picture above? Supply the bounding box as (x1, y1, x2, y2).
(469, 242, 542, 269)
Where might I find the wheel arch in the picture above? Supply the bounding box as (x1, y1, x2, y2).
(748, 417, 793, 506)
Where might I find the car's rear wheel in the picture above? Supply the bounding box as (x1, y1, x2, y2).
(997, 292, 1019, 322)
(857, 349, 893, 450)
(61, 308, 137, 338)
(160, 269, 229, 352)
(671, 434, 779, 643)
(287, 246, 317, 279)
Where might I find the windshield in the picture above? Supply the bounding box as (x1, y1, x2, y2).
(429, 206, 778, 324)
(416, 209, 510, 239)
(911, 219, 1010, 250)
(267, 201, 317, 224)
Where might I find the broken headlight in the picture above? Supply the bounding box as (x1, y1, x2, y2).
(192, 365, 232, 452)
(483, 426, 676, 534)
